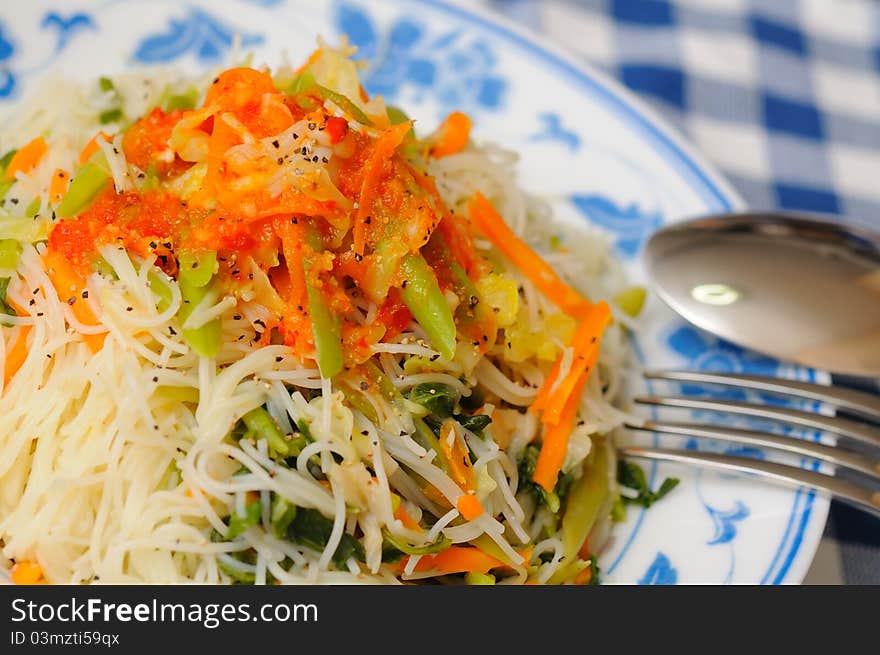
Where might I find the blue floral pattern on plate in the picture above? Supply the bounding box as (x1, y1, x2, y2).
(0, 22, 16, 98)
(133, 8, 263, 64)
(528, 111, 581, 151)
(334, 1, 506, 115)
(41, 12, 96, 52)
(638, 552, 678, 585)
(570, 194, 663, 258)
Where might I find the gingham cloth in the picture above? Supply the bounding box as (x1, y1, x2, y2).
(484, 0, 880, 584)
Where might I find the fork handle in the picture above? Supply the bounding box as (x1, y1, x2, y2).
(644, 370, 880, 422)
(620, 446, 880, 520)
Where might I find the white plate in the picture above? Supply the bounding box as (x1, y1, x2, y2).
(1, 0, 828, 584)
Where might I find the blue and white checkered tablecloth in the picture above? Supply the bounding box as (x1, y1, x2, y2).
(485, 0, 880, 584)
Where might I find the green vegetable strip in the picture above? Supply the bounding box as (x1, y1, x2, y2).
(547, 437, 612, 585)
(177, 250, 218, 288)
(0, 149, 18, 203)
(241, 407, 290, 457)
(55, 157, 110, 218)
(340, 385, 379, 423)
(613, 286, 647, 318)
(0, 239, 22, 270)
(411, 417, 451, 473)
(24, 197, 40, 218)
(303, 230, 343, 378)
(99, 108, 123, 125)
(383, 532, 451, 556)
(314, 83, 371, 126)
(162, 87, 200, 112)
(226, 499, 263, 539)
(177, 250, 222, 358)
(0, 179, 14, 203)
(399, 253, 457, 360)
(465, 572, 496, 585)
(287, 72, 372, 126)
(270, 495, 298, 539)
(0, 278, 13, 326)
(147, 270, 174, 312)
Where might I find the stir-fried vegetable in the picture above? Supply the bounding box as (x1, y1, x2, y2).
(399, 254, 457, 360)
(0, 44, 679, 586)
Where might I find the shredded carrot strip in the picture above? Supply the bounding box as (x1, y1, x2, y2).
(293, 48, 323, 75)
(11, 560, 43, 585)
(456, 493, 484, 521)
(413, 546, 505, 574)
(468, 192, 592, 318)
(538, 302, 611, 425)
(429, 111, 471, 158)
(439, 420, 476, 493)
(78, 132, 111, 166)
(49, 168, 70, 203)
(43, 250, 105, 353)
(5, 137, 47, 179)
(573, 565, 594, 585)
(532, 371, 588, 491)
(353, 120, 413, 256)
(394, 503, 422, 532)
(3, 325, 31, 386)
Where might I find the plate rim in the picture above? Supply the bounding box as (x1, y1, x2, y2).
(0, 0, 830, 584)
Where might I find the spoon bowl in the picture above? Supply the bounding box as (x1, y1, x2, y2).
(643, 212, 880, 377)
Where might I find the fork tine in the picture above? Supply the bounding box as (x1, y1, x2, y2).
(626, 420, 880, 481)
(643, 370, 880, 422)
(635, 395, 880, 450)
(619, 446, 880, 519)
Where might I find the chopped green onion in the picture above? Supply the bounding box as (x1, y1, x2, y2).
(98, 76, 115, 93)
(0, 148, 17, 171)
(399, 253, 457, 360)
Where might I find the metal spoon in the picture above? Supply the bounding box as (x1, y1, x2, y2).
(643, 211, 880, 377)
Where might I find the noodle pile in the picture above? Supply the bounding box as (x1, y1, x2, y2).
(0, 42, 640, 585)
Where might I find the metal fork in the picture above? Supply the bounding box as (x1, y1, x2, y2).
(619, 370, 880, 518)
